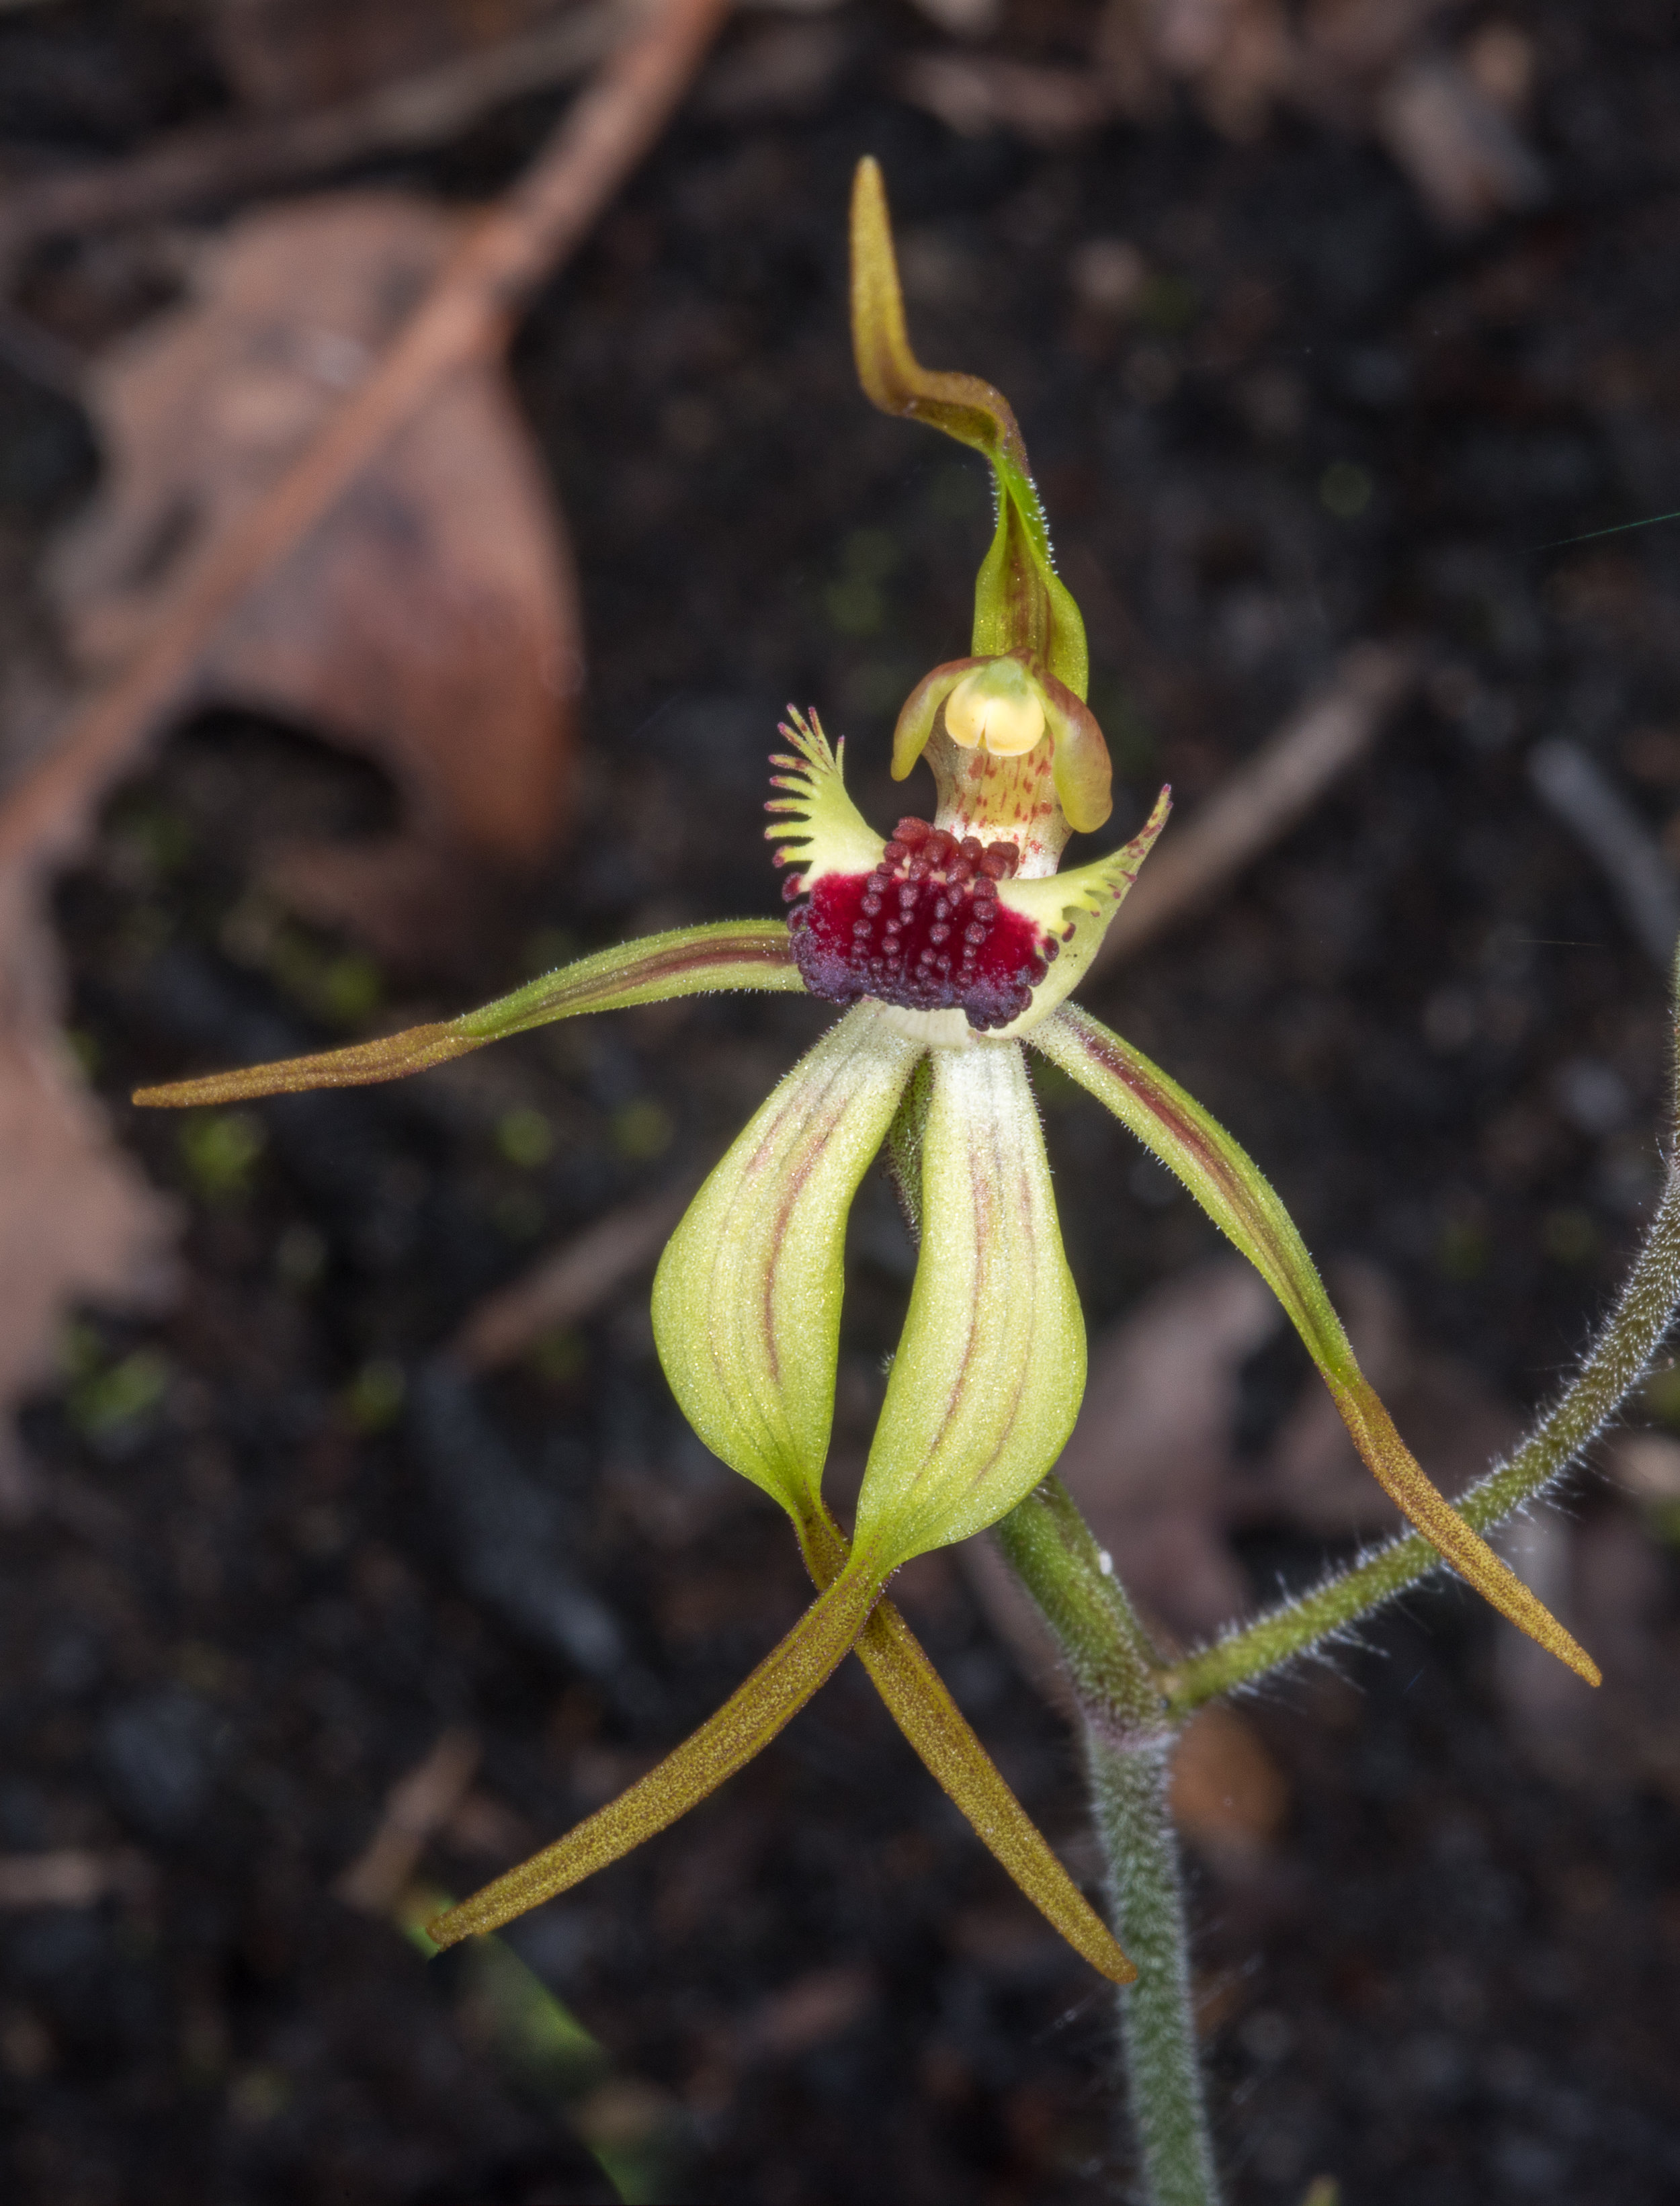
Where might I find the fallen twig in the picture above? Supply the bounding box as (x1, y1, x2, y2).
(0, 1848, 151, 1908)
(0, 0, 732, 882)
(1528, 737, 1680, 972)
(450, 1179, 695, 1373)
(1090, 641, 1417, 974)
(333, 1727, 481, 1915)
(0, 1, 625, 273)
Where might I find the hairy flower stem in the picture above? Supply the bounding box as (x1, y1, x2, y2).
(1086, 1739, 1220, 2206)
(1163, 983, 1680, 1719)
(994, 1484, 1218, 2206)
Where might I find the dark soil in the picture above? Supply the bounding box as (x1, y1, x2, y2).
(3, 2, 1680, 2201)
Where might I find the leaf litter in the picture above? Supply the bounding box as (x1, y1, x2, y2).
(0, 185, 586, 1479)
(46, 189, 581, 962)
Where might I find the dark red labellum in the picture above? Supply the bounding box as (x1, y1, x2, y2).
(788, 815, 1050, 1031)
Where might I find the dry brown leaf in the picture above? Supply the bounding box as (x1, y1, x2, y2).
(0, 876, 178, 1514)
(449, 1180, 694, 1373)
(48, 192, 580, 961)
(1168, 1700, 1289, 1872)
(1057, 1260, 1275, 1641)
(0, 0, 721, 1507)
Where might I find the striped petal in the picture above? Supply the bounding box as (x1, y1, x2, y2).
(651, 1003, 922, 1521)
(132, 922, 802, 1107)
(853, 1037, 1085, 1570)
(1033, 1003, 1600, 1687)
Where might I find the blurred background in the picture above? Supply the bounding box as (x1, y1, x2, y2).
(0, 0, 1677, 2199)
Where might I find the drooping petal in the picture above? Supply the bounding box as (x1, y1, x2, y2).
(1033, 1003, 1601, 1687)
(796, 1507, 1134, 1984)
(849, 158, 1088, 699)
(132, 921, 802, 1107)
(427, 1567, 881, 1948)
(1040, 668, 1115, 835)
(852, 1038, 1085, 1569)
(651, 1004, 922, 1521)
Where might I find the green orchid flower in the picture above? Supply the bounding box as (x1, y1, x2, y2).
(136, 157, 1597, 1982)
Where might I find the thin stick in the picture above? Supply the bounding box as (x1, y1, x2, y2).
(1089, 641, 1415, 974)
(450, 1181, 694, 1372)
(332, 1728, 481, 1915)
(0, 2, 625, 271)
(0, 0, 732, 881)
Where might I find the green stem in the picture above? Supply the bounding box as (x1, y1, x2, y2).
(995, 1484, 1218, 2206)
(1086, 1737, 1220, 2206)
(992, 1478, 1167, 1731)
(1164, 1046, 1680, 1717)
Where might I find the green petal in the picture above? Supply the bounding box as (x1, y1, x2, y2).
(993, 786, 1171, 1036)
(1033, 1003, 1601, 1687)
(850, 159, 1088, 698)
(132, 922, 802, 1107)
(427, 1566, 880, 1947)
(1041, 670, 1115, 835)
(889, 658, 978, 781)
(651, 1005, 923, 1520)
(853, 1037, 1085, 1568)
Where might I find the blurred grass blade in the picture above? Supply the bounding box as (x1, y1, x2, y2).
(400, 1885, 680, 2204)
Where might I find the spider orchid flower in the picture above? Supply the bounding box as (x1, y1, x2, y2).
(136, 158, 1596, 1980)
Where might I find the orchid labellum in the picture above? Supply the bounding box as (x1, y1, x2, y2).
(138, 157, 1596, 1982)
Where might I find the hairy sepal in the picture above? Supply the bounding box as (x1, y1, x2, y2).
(852, 1038, 1085, 1568)
(132, 923, 802, 1107)
(1032, 1003, 1601, 1687)
(652, 1005, 922, 1519)
(796, 1507, 1134, 1983)
(428, 1566, 880, 1947)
